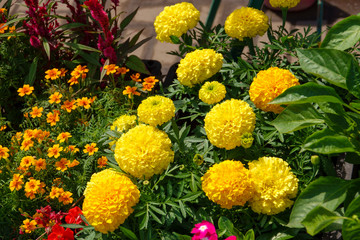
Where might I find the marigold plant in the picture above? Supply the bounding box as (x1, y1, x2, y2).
(137, 95, 175, 126)
(269, 0, 301, 8)
(199, 81, 226, 105)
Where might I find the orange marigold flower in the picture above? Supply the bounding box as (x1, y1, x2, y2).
(17, 84, 34, 97)
(76, 97, 91, 109)
(61, 99, 77, 112)
(49, 92, 63, 104)
(7, 26, 16, 40)
(0, 145, 9, 159)
(20, 156, 35, 168)
(47, 111, 60, 126)
(34, 158, 46, 171)
(97, 156, 108, 168)
(143, 76, 159, 85)
(9, 174, 24, 191)
(24, 178, 41, 195)
(89, 96, 96, 103)
(49, 186, 64, 199)
(0, 125, 6, 131)
(23, 129, 35, 140)
(67, 159, 80, 168)
(30, 106, 43, 118)
(20, 139, 34, 151)
(48, 144, 63, 158)
(142, 82, 154, 91)
(21, 219, 37, 234)
(57, 132, 72, 143)
(59, 68, 68, 77)
(123, 86, 140, 99)
(116, 67, 129, 75)
(55, 158, 70, 172)
(71, 65, 89, 79)
(68, 76, 79, 85)
(59, 191, 73, 205)
(0, 8, 7, 14)
(104, 64, 119, 75)
(83, 143, 98, 156)
(130, 73, 141, 82)
(45, 68, 61, 80)
(0, 23, 8, 33)
(67, 145, 79, 154)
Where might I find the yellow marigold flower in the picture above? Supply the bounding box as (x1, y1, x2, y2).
(57, 132, 72, 143)
(45, 68, 61, 80)
(111, 115, 137, 133)
(55, 158, 70, 172)
(249, 67, 299, 114)
(269, 0, 301, 8)
(67, 159, 80, 168)
(59, 191, 73, 205)
(20, 156, 35, 168)
(21, 219, 37, 234)
(49, 186, 64, 199)
(49, 92, 63, 104)
(48, 144, 63, 158)
(61, 99, 77, 112)
(83, 143, 98, 156)
(137, 96, 175, 126)
(34, 158, 46, 171)
(47, 111, 60, 126)
(176, 49, 223, 87)
(83, 169, 140, 233)
(224, 7, 269, 41)
(114, 124, 174, 179)
(248, 157, 299, 215)
(17, 84, 34, 97)
(104, 64, 119, 75)
(199, 81, 226, 104)
(154, 2, 200, 43)
(76, 97, 91, 109)
(9, 174, 24, 191)
(201, 160, 254, 209)
(204, 99, 256, 150)
(0, 145, 9, 159)
(30, 106, 43, 118)
(97, 156, 108, 168)
(123, 86, 141, 99)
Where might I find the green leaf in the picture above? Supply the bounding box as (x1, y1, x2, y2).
(244, 229, 255, 240)
(125, 55, 151, 75)
(303, 128, 356, 154)
(178, 200, 186, 218)
(139, 210, 149, 230)
(301, 206, 342, 236)
(172, 233, 192, 240)
(25, 56, 38, 85)
(78, 51, 101, 67)
(190, 173, 198, 192)
(57, 22, 87, 31)
(218, 216, 234, 236)
(149, 205, 166, 216)
(297, 48, 357, 89)
(270, 82, 344, 105)
(149, 209, 163, 224)
(170, 35, 181, 44)
(271, 103, 324, 133)
(256, 228, 299, 240)
(288, 176, 350, 228)
(343, 195, 360, 240)
(346, 59, 360, 99)
(120, 7, 138, 30)
(177, 191, 203, 202)
(119, 226, 138, 240)
(42, 38, 51, 60)
(61, 224, 92, 229)
(63, 42, 101, 53)
(321, 15, 360, 50)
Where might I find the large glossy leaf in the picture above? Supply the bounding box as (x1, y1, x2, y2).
(288, 176, 350, 228)
(303, 128, 356, 154)
(271, 103, 324, 133)
(270, 82, 344, 105)
(343, 195, 360, 240)
(125, 55, 151, 75)
(346, 59, 360, 99)
(297, 48, 357, 89)
(301, 206, 342, 236)
(321, 15, 360, 50)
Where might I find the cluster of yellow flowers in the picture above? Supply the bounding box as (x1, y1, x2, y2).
(249, 67, 299, 113)
(176, 49, 223, 87)
(225, 7, 269, 41)
(154, 2, 200, 43)
(204, 99, 256, 150)
(199, 81, 226, 105)
(83, 169, 140, 233)
(269, 0, 301, 8)
(202, 157, 299, 214)
(137, 95, 175, 126)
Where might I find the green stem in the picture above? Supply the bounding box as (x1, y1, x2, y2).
(246, 37, 256, 56)
(281, 7, 288, 33)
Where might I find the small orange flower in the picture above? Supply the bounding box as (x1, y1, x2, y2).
(47, 111, 60, 126)
(67, 159, 80, 168)
(0, 23, 8, 33)
(83, 143, 98, 156)
(123, 86, 141, 99)
(116, 67, 129, 75)
(48, 144, 63, 158)
(49, 92, 63, 104)
(20, 139, 34, 151)
(0, 125, 6, 131)
(142, 82, 154, 91)
(9, 174, 24, 191)
(49, 186, 64, 199)
(45, 68, 61, 80)
(104, 64, 119, 75)
(71, 65, 89, 79)
(0, 145, 9, 159)
(143, 76, 159, 85)
(68, 76, 79, 85)
(67, 145, 80, 154)
(30, 106, 43, 118)
(61, 99, 77, 112)
(20, 156, 35, 168)
(34, 158, 46, 171)
(57, 132, 72, 143)
(55, 158, 70, 172)
(76, 97, 91, 109)
(17, 84, 34, 97)
(0, 8, 7, 14)
(97, 156, 108, 168)
(59, 191, 74, 205)
(59, 68, 68, 77)
(20, 219, 37, 234)
(24, 178, 41, 194)
(7, 26, 16, 40)
(131, 73, 141, 82)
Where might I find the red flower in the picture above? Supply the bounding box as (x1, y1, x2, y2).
(46, 224, 74, 240)
(65, 206, 83, 225)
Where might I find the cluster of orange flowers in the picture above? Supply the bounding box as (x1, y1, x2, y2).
(0, 8, 16, 39)
(44, 65, 89, 86)
(49, 186, 73, 205)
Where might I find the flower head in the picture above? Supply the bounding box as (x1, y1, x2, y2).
(76, 97, 91, 109)
(0, 145, 9, 159)
(176, 49, 223, 87)
(111, 115, 137, 133)
(20, 219, 37, 234)
(47, 111, 60, 126)
(55, 158, 70, 172)
(9, 174, 24, 191)
(248, 157, 299, 215)
(249, 67, 299, 113)
(154, 2, 200, 43)
(61, 100, 77, 113)
(17, 84, 34, 97)
(123, 86, 140, 99)
(57, 132, 72, 143)
(47, 224, 74, 239)
(191, 221, 218, 240)
(83, 169, 140, 233)
(202, 160, 254, 209)
(49, 92, 63, 104)
(83, 143, 98, 156)
(269, 0, 301, 8)
(204, 99, 256, 150)
(116, 67, 129, 75)
(199, 81, 226, 104)
(104, 64, 119, 75)
(30, 106, 43, 118)
(97, 156, 108, 168)
(225, 7, 269, 41)
(34, 158, 46, 171)
(114, 124, 174, 179)
(45, 68, 61, 80)
(59, 191, 74, 205)
(137, 95, 175, 126)
(48, 144, 63, 158)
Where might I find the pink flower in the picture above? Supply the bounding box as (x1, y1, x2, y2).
(225, 236, 237, 240)
(191, 221, 218, 240)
